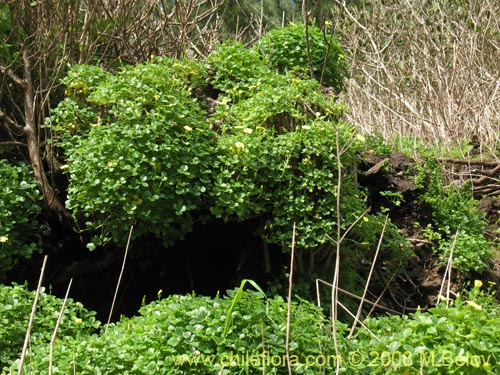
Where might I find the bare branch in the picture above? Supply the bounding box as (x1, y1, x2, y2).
(0, 64, 27, 88)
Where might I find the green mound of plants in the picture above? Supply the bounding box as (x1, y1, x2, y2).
(258, 22, 348, 92)
(6, 283, 346, 375)
(350, 281, 500, 374)
(416, 158, 495, 273)
(2, 282, 499, 374)
(50, 58, 216, 248)
(0, 283, 99, 370)
(46, 24, 411, 293)
(0, 161, 47, 278)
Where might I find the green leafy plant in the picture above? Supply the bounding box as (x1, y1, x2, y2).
(258, 23, 348, 92)
(418, 159, 494, 273)
(0, 161, 47, 278)
(9, 289, 348, 375)
(50, 59, 217, 247)
(352, 283, 500, 374)
(0, 283, 99, 370)
(206, 41, 272, 102)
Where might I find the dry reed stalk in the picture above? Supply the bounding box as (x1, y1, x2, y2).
(333, 0, 500, 151)
(17, 255, 48, 375)
(285, 222, 296, 375)
(349, 214, 389, 338)
(49, 279, 73, 375)
(316, 278, 402, 315)
(105, 225, 134, 333)
(315, 279, 381, 342)
(437, 229, 458, 307)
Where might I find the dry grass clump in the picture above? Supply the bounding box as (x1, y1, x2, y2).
(331, 0, 500, 155)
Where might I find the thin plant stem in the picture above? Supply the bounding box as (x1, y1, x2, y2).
(349, 214, 389, 338)
(17, 255, 48, 375)
(437, 229, 458, 307)
(317, 278, 403, 315)
(285, 222, 296, 375)
(331, 127, 342, 375)
(105, 225, 134, 333)
(302, 0, 314, 81)
(49, 278, 73, 375)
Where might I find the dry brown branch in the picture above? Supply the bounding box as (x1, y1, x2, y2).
(333, 0, 500, 150)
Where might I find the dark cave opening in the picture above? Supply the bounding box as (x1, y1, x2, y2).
(11, 219, 286, 322)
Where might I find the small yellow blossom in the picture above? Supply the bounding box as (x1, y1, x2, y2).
(466, 301, 482, 310)
(0, 236, 8, 243)
(243, 128, 253, 134)
(363, 217, 369, 222)
(356, 134, 366, 143)
(107, 161, 118, 167)
(183, 125, 193, 132)
(301, 125, 311, 130)
(235, 141, 245, 149)
(474, 280, 483, 289)
(74, 317, 83, 325)
(153, 94, 160, 100)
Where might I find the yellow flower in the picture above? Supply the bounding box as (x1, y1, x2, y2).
(466, 301, 482, 310)
(183, 125, 193, 131)
(235, 141, 245, 149)
(363, 217, 369, 222)
(243, 128, 253, 134)
(0, 236, 8, 243)
(474, 280, 483, 289)
(301, 125, 311, 130)
(107, 161, 118, 167)
(74, 317, 83, 325)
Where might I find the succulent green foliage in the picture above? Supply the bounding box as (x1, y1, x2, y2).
(9, 289, 346, 375)
(4, 283, 500, 374)
(207, 41, 272, 101)
(0, 161, 47, 278)
(47, 34, 411, 290)
(353, 286, 500, 374)
(213, 120, 362, 251)
(50, 58, 216, 247)
(0, 283, 99, 370)
(258, 23, 348, 92)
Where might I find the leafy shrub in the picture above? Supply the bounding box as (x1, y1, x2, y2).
(206, 41, 272, 101)
(50, 59, 217, 247)
(0, 161, 47, 278)
(418, 159, 494, 273)
(10, 289, 348, 375)
(353, 285, 500, 374)
(258, 23, 348, 92)
(6, 282, 500, 374)
(0, 283, 99, 370)
(50, 41, 409, 290)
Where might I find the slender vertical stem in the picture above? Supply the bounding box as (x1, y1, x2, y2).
(349, 214, 388, 338)
(18, 255, 48, 375)
(105, 225, 134, 333)
(49, 278, 73, 375)
(331, 127, 342, 375)
(302, 0, 315, 80)
(285, 223, 296, 375)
